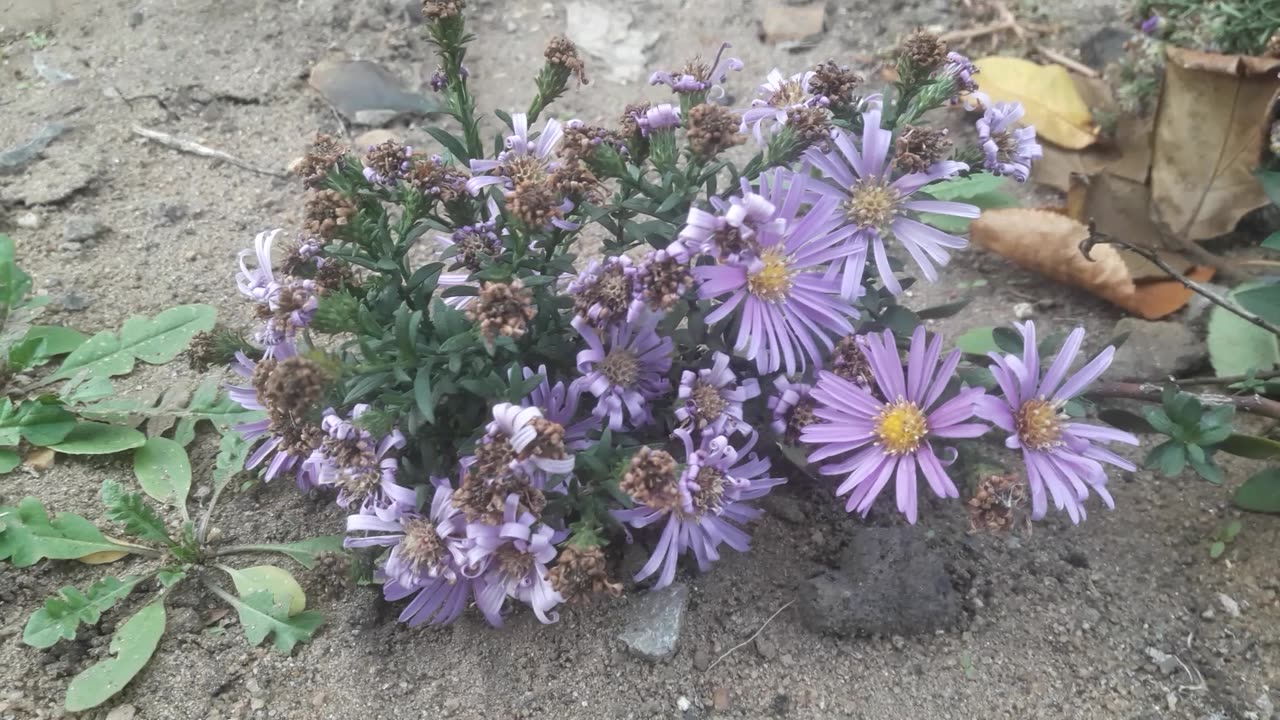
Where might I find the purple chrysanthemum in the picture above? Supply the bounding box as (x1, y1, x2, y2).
(691, 169, 860, 375)
(345, 480, 474, 626)
(567, 255, 638, 331)
(310, 404, 406, 508)
(650, 42, 744, 96)
(464, 494, 564, 626)
(803, 108, 979, 296)
(612, 429, 784, 589)
(675, 351, 760, 436)
(484, 402, 576, 478)
(677, 180, 786, 265)
(227, 349, 319, 489)
(235, 230, 317, 357)
(362, 144, 413, 185)
(768, 376, 815, 440)
(976, 322, 1139, 523)
(800, 327, 989, 523)
(573, 312, 673, 431)
(740, 68, 827, 144)
(466, 113, 577, 231)
(512, 365, 596, 450)
(636, 104, 682, 136)
(940, 51, 979, 94)
(976, 102, 1043, 183)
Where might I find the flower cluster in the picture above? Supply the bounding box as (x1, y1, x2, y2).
(222, 12, 1135, 636)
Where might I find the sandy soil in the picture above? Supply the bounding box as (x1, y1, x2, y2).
(1, 0, 1278, 718)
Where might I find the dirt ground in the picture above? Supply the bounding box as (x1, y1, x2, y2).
(1, 0, 1278, 718)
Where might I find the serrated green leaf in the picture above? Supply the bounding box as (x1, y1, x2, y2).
(213, 431, 253, 493)
(218, 564, 307, 616)
(0, 448, 19, 474)
(24, 325, 86, 359)
(64, 600, 166, 712)
(53, 305, 216, 381)
(0, 497, 134, 567)
(211, 586, 323, 654)
(132, 438, 192, 515)
(101, 480, 173, 546)
(223, 535, 346, 570)
(1219, 433, 1280, 460)
(1207, 284, 1280, 376)
(50, 423, 146, 455)
(1234, 467, 1280, 513)
(0, 399, 76, 447)
(23, 575, 145, 648)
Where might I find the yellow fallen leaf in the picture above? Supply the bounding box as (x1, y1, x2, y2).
(972, 57, 1099, 150)
(77, 550, 131, 565)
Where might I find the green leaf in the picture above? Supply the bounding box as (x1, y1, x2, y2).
(0, 448, 19, 473)
(992, 326, 1024, 354)
(213, 431, 253, 493)
(920, 191, 1018, 233)
(1223, 519, 1243, 542)
(0, 497, 135, 567)
(63, 600, 166, 712)
(413, 367, 435, 424)
(1209, 540, 1225, 559)
(132, 438, 192, 514)
(1189, 453, 1224, 485)
(211, 586, 323, 654)
(1145, 441, 1186, 477)
(1219, 433, 1280, 460)
(50, 422, 146, 455)
(916, 298, 971, 320)
(218, 564, 307, 616)
(0, 234, 33, 310)
(25, 325, 87, 359)
(1258, 170, 1280, 206)
(923, 172, 1009, 200)
(1097, 409, 1155, 434)
(52, 305, 216, 381)
(0, 399, 76, 446)
(1263, 231, 1280, 251)
(1207, 284, 1280, 376)
(157, 569, 186, 588)
(880, 305, 920, 336)
(955, 327, 1000, 355)
(101, 480, 173, 546)
(7, 335, 47, 371)
(223, 536, 346, 569)
(1235, 284, 1280, 325)
(23, 575, 145, 648)
(426, 126, 471, 164)
(1233, 467, 1280, 513)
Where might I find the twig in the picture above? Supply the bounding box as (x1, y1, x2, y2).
(131, 126, 287, 178)
(705, 600, 795, 672)
(1080, 223, 1280, 338)
(1035, 46, 1099, 78)
(1116, 369, 1280, 386)
(938, 0, 1052, 44)
(1088, 381, 1280, 420)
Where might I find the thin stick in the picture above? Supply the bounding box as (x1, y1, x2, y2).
(131, 126, 287, 178)
(1115, 369, 1280, 387)
(1080, 224, 1280, 338)
(705, 600, 795, 672)
(1035, 46, 1100, 78)
(1088, 381, 1280, 420)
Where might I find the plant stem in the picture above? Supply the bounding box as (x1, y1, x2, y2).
(1117, 369, 1280, 387)
(1088, 381, 1280, 420)
(1079, 223, 1280, 338)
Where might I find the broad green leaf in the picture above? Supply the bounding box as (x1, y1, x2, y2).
(1233, 467, 1280, 514)
(920, 191, 1018, 233)
(992, 326, 1024, 354)
(223, 535, 346, 569)
(62, 373, 115, 404)
(0, 497, 135, 567)
(25, 325, 87, 359)
(0, 448, 19, 473)
(0, 398, 76, 447)
(218, 564, 307, 615)
(1145, 441, 1186, 477)
(1097, 409, 1155, 434)
(213, 431, 253, 494)
(211, 586, 323, 654)
(23, 575, 144, 648)
(922, 172, 1009, 200)
(1263, 231, 1280, 251)
(53, 305, 216, 381)
(157, 569, 186, 588)
(1235, 284, 1280, 325)
(101, 480, 173, 546)
(1143, 408, 1177, 435)
(50, 423, 146, 455)
(1189, 454, 1224, 485)
(7, 335, 47, 371)
(1207, 284, 1280, 376)
(1219, 434, 1280, 460)
(955, 327, 1000, 355)
(64, 600, 166, 712)
(132, 438, 192, 512)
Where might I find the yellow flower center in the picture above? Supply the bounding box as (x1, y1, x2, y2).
(600, 349, 639, 388)
(874, 400, 928, 455)
(844, 180, 900, 229)
(769, 79, 806, 108)
(1015, 398, 1063, 450)
(746, 248, 793, 302)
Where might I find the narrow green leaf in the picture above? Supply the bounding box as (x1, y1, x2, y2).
(915, 298, 971, 320)
(0, 234, 33, 309)
(1097, 409, 1155, 434)
(211, 586, 323, 654)
(223, 536, 346, 569)
(132, 438, 192, 513)
(23, 575, 144, 648)
(0, 497, 135, 567)
(1219, 433, 1280, 460)
(425, 127, 471, 164)
(64, 600, 166, 712)
(50, 423, 147, 455)
(1234, 467, 1280, 514)
(101, 480, 173, 546)
(413, 367, 435, 424)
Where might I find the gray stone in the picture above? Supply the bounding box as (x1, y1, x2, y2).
(754, 634, 778, 659)
(1105, 318, 1205, 380)
(1145, 647, 1182, 676)
(0, 123, 67, 175)
(105, 705, 137, 720)
(62, 215, 105, 244)
(1080, 27, 1131, 71)
(759, 0, 827, 45)
(1217, 593, 1241, 617)
(154, 202, 188, 224)
(15, 212, 41, 229)
(308, 59, 442, 125)
(59, 292, 91, 312)
(617, 583, 688, 662)
(798, 527, 961, 637)
(565, 1, 660, 84)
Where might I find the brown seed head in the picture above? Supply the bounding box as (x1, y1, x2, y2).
(902, 29, 948, 72)
(967, 473, 1029, 534)
(467, 280, 538, 340)
(685, 104, 744, 160)
(574, 261, 634, 330)
(304, 190, 357, 240)
(258, 356, 329, 421)
(620, 447, 680, 511)
(545, 36, 589, 85)
(809, 61, 861, 111)
(784, 106, 833, 147)
(637, 253, 692, 314)
(620, 102, 651, 144)
(894, 125, 953, 174)
(295, 134, 349, 189)
(422, 0, 465, 20)
(506, 181, 565, 229)
(548, 545, 622, 605)
(832, 335, 874, 386)
(405, 156, 468, 202)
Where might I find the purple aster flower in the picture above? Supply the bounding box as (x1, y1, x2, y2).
(677, 178, 787, 265)
(768, 376, 815, 441)
(939, 51, 979, 94)
(227, 349, 321, 489)
(803, 107, 979, 296)
(800, 327, 989, 523)
(1140, 13, 1162, 35)
(635, 103, 682, 136)
(740, 68, 827, 144)
(235, 230, 317, 357)
(650, 42, 744, 96)
(466, 113, 579, 232)
(346, 480, 474, 626)
(464, 494, 564, 626)
(976, 322, 1139, 523)
(362, 143, 414, 186)
(484, 402, 576, 477)
(612, 429, 784, 589)
(511, 365, 596, 450)
(675, 351, 760, 436)
(310, 404, 406, 508)
(573, 312, 673, 431)
(568, 255, 638, 331)
(976, 102, 1043, 183)
(691, 168, 860, 375)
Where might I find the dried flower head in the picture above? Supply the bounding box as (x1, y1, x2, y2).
(902, 29, 948, 73)
(467, 280, 537, 340)
(363, 140, 413, 186)
(422, 0, 465, 20)
(405, 155, 468, 203)
(186, 328, 255, 373)
(547, 545, 621, 605)
(549, 162, 603, 205)
(506, 181, 568, 229)
(620, 446, 680, 511)
(570, 256, 637, 331)
(560, 122, 625, 166)
(619, 102, 651, 144)
(295, 134, 348, 189)
(303, 189, 357, 240)
(809, 61, 861, 112)
(783, 106, 833, 147)
(454, 465, 546, 523)
(686, 104, 744, 160)
(894, 124, 953, 174)
(256, 355, 330, 421)
(967, 473, 1029, 534)
(545, 35, 589, 85)
(650, 42, 744, 96)
(634, 248, 692, 315)
(831, 334, 874, 386)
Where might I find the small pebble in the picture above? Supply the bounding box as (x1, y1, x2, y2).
(712, 688, 730, 712)
(16, 212, 41, 229)
(676, 696, 691, 712)
(1217, 593, 1241, 618)
(1013, 302, 1035, 320)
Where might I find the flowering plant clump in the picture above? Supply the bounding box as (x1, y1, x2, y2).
(217, 4, 1142, 628)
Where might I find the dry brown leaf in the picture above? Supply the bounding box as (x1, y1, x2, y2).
(23, 447, 55, 472)
(970, 208, 1211, 319)
(1066, 173, 1190, 280)
(972, 57, 1099, 150)
(1150, 47, 1280, 241)
(77, 550, 131, 565)
(1033, 75, 1153, 192)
